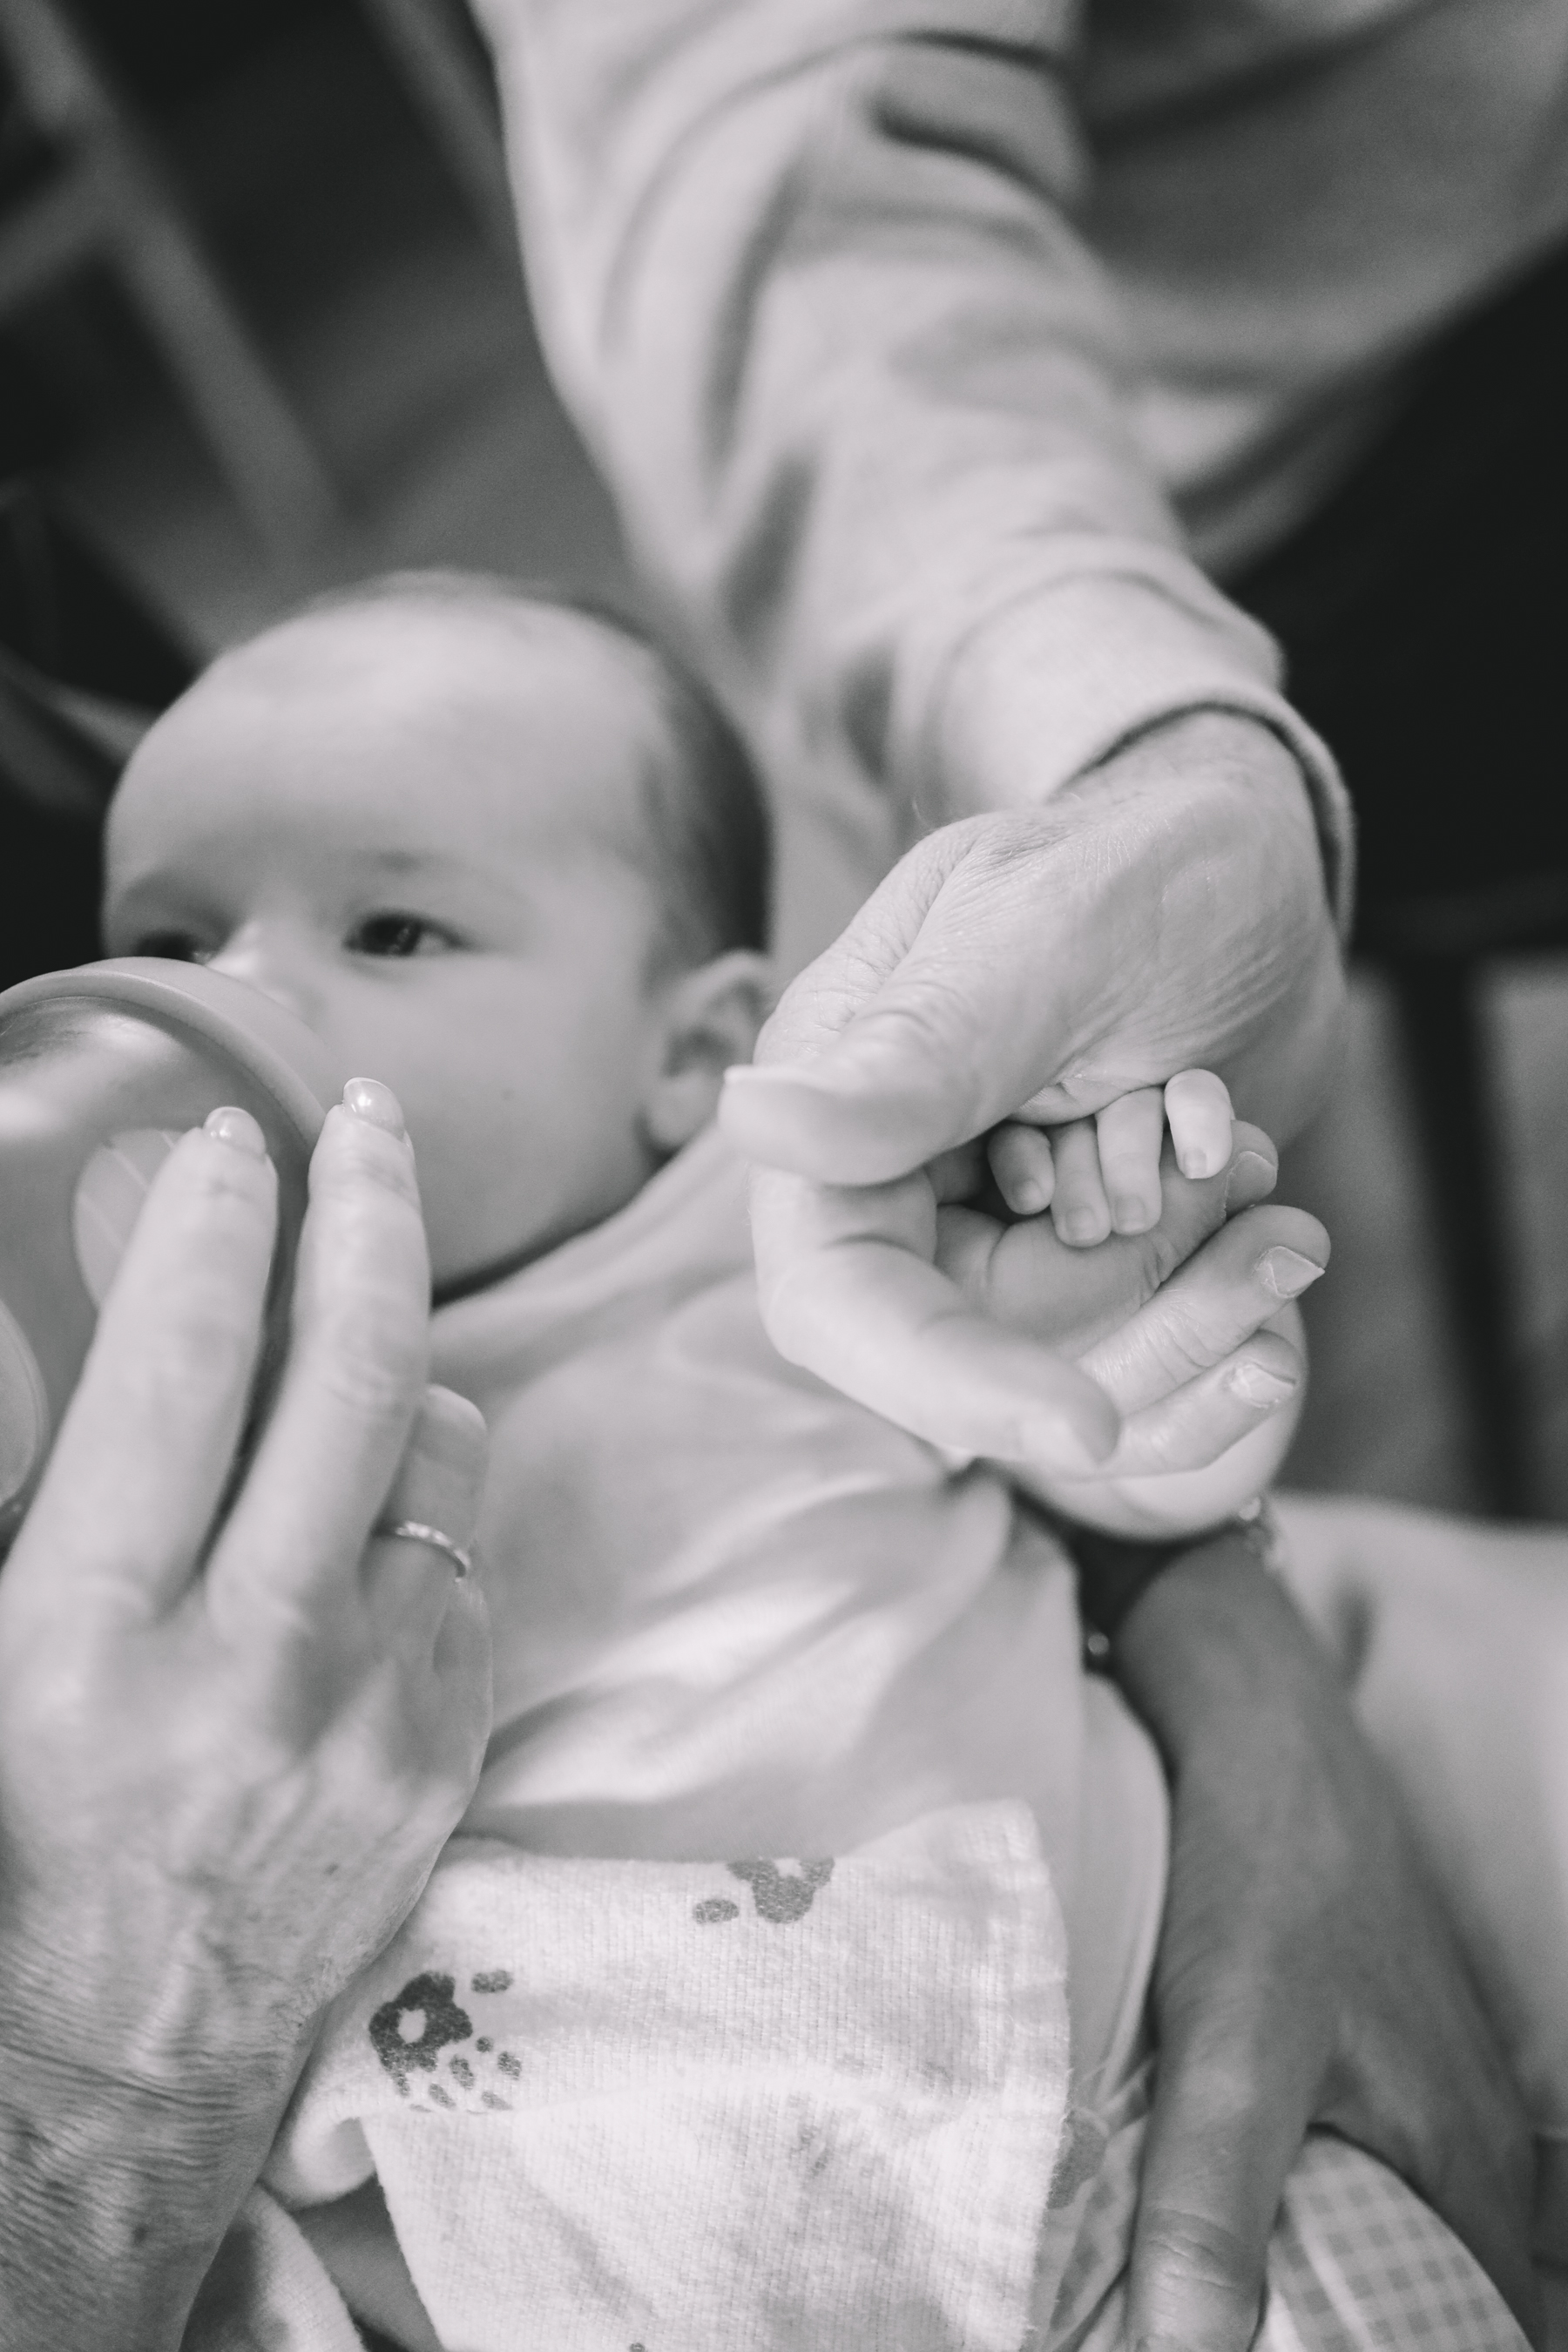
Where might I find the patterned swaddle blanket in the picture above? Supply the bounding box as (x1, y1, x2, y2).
(182, 1800, 1528, 2352)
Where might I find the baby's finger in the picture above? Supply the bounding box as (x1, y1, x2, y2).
(3, 1109, 278, 1625)
(206, 1087, 431, 1646)
(362, 1385, 488, 1663)
(1096, 1088, 1166, 1235)
(1078, 1204, 1328, 1416)
(1050, 1118, 1112, 1247)
(987, 1121, 1056, 1216)
(1166, 1069, 1233, 1179)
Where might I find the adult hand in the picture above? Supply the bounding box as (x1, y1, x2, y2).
(0, 1085, 492, 2352)
(721, 713, 1345, 1473)
(1109, 1531, 1540, 2349)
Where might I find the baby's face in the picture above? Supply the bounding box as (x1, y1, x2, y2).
(105, 605, 679, 1294)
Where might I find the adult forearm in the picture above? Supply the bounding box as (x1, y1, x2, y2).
(1098, 1520, 1539, 2344)
(480, 3, 1348, 958)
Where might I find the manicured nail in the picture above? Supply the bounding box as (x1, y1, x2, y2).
(1226, 1358, 1298, 1407)
(203, 1104, 267, 1159)
(1260, 1246, 1326, 1300)
(1224, 1147, 1277, 1208)
(342, 1076, 406, 1138)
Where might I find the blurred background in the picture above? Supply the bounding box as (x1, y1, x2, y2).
(3, 0, 1565, 1521)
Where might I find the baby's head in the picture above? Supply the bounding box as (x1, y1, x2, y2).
(105, 573, 772, 1296)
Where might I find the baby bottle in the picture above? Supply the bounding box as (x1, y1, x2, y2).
(0, 957, 338, 1544)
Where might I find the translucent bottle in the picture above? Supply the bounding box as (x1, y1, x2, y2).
(0, 958, 335, 1544)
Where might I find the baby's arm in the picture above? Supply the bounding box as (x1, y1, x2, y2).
(965, 1076, 1322, 1536)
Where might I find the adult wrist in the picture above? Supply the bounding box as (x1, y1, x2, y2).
(924, 567, 1351, 935)
(1073, 1499, 1283, 1653)
(1107, 1515, 1328, 1777)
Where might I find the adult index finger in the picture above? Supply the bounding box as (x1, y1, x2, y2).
(206, 1094, 431, 1646)
(3, 1107, 277, 1625)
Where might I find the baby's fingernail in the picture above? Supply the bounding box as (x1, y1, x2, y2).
(1011, 1183, 1050, 1216)
(203, 1104, 267, 1159)
(1260, 1246, 1325, 1300)
(342, 1076, 406, 1138)
(1224, 1147, 1277, 1207)
(1112, 1193, 1153, 1232)
(1060, 1208, 1105, 1246)
(1178, 1146, 1223, 1179)
(1225, 1358, 1298, 1408)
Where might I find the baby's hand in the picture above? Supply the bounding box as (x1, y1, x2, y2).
(989, 1071, 1233, 1245)
(942, 1094, 1327, 1535)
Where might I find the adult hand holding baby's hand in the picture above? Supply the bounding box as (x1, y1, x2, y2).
(0, 1085, 491, 2352)
(732, 1051, 1323, 1488)
(936, 1116, 1325, 1512)
(722, 718, 1342, 1475)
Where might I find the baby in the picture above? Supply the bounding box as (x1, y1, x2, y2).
(107, 577, 1530, 2352)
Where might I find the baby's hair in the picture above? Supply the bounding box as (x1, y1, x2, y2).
(278, 570, 772, 968)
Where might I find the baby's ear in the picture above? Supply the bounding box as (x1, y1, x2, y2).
(639, 951, 774, 1155)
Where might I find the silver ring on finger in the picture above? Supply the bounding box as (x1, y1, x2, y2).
(375, 1517, 473, 1578)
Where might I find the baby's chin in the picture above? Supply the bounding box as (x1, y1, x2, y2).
(428, 1201, 611, 1307)
(430, 1232, 553, 1308)
(425, 1151, 662, 1306)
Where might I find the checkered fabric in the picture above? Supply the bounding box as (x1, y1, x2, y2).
(1035, 2068, 1529, 2352)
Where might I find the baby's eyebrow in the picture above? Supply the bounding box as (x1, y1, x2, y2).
(364, 848, 434, 879)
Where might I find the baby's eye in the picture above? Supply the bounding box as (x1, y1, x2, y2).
(346, 911, 456, 959)
(129, 929, 209, 963)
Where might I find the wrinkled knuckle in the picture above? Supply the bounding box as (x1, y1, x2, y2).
(311, 1301, 428, 1424)
(1139, 2207, 1257, 2289)
(865, 990, 960, 1067)
(1134, 2204, 1265, 2350)
(1150, 1306, 1220, 1388)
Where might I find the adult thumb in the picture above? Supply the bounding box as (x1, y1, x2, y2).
(723, 838, 1082, 1182)
(1125, 2037, 1303, 2352)
(721, 1011, 990, 1183)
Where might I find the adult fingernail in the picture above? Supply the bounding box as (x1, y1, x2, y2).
(1225, 1358, 1298, 1407)
(204, 1104, 267, 1159)
(1260, 1246, 1325, 1299)
(1224, 1147, 1277, 1207)
(342, 1076, 406, 1138)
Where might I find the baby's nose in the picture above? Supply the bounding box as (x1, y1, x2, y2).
(206, 929, 314, 1024)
